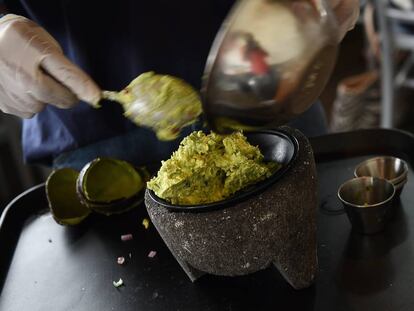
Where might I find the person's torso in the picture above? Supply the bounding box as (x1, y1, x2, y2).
(8, 0, 235, 164)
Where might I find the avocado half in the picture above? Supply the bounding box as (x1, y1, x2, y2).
(76, 158, 148, 216)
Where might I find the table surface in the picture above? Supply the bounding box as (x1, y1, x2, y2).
(1, 129, 414, 311)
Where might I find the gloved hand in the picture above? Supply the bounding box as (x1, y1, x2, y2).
(328, 0, 360, 41)
(0, 14, 101, 118)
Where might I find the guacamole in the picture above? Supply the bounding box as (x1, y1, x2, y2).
(147, 131, 280, 205)
(103, 72, 202, 141)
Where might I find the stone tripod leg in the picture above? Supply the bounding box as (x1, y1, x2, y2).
(172, 257, 206, 282)
(272, 237, 318, 289)
(161, 236, 207, 282)
(150, 220, 206, 282)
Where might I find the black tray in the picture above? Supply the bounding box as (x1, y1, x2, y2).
(1, 128, 414, 311)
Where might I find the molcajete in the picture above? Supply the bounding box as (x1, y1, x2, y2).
(144, 126, 318, 289)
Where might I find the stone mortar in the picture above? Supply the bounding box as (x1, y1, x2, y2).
(145, 126, 318, 289)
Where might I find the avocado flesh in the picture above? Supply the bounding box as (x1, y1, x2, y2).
(103, 72, 202, 141)
(147, 131, 280, 205)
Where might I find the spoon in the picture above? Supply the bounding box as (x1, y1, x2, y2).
(201, 0, 340, 133)
(102, 72, 202, 141)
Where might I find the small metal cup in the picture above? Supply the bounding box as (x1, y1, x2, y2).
(338, 177, 395, 234)
(354, 156, 408, 185)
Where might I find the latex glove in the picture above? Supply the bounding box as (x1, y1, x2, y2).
(0, 14, 101, 118)
(328, 0, 360, 41)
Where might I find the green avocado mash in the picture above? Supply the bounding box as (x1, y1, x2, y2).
(103, 72, 202, 141)
(147, 131, 280, 205)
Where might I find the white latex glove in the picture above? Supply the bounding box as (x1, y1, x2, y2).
(328, 0, 360, 41)
(0, 14, 101, 118)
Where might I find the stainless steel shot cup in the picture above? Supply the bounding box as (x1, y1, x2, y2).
(354, 156, 408, 197)
(338, 177, 395, 234)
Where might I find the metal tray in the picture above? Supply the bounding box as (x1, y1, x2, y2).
(1, 128, 414, 311)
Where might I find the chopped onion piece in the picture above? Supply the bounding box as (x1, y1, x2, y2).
(113, 278, 124, 288)
(121, 234, 133, 241)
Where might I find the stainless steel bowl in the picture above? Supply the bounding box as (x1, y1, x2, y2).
(354, 156, 408, 185)
(201, 0, 339, 133)
(338, 177, 395, 234)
